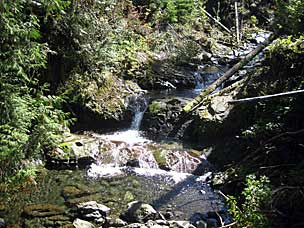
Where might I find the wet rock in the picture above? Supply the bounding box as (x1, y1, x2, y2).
(67, 73, 144, 132)
(206, 218, 218, 228)
(126, 159, 140, 168)
(73, 218, 95, 228)
(121, 201, 158, 223)
(62, 185, 97, 199)
(23, 204, 65, 218)
(146, 220, 169, 228)
(106, 218, 128, 227)
(168, 220, 196, 228)
(77, 201, 110, 222)
(195, 220, 207, 228)
(46, 134, 100, 169)
(66, 193, 102, 206)
(143, 62, 197, 90)
(124, 223, 148, 228)
(141, 98, 190, 139)
(0, 218, 5, 228)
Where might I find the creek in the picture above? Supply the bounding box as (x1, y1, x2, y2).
(1, 65, 229, 227)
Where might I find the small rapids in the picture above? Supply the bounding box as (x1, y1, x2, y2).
(1, 80, 228, 227)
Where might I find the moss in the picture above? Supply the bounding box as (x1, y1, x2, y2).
(148, 101, 166, 114)
(153, 149, 167, 169)
(58, 142, 72, 154)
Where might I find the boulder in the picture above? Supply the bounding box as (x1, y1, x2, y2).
(46, 134, 100, 169)
(77, 201, 110, 221)
(141, 98, 190, 139)
(121, 201, 158, 223)
(73, 218, 96, 228)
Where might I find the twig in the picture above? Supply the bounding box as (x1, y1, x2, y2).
(215, 210, 225, 227)
(218, 222, 237, 228)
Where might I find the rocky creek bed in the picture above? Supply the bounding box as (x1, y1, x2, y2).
(0, 34, 269, 227)
(0, 166, 228, 227)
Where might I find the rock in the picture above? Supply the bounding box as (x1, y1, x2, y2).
(124, 223, 148, 228)
(62, 185, 97, 199)
(46, 134, 99, 169)
(126, 159, 140, 168)
(144, 61, 197, 90)
(141, 98, 190, 139)
(168, 220, 196, 228)
(66, 193, 102, 206)
(120, 201, 158, 223)
(107, 218, 128, 227)
(210, 96, 232, 114)
(23, 204, 65, 218)
(206, 218, 218, 228)
(195, 220, 207, 228)
(77, 201, 110, 219)
(155, 220, 169, 226)
(73, 218, 96, 228)
(0, 218, 5, 228)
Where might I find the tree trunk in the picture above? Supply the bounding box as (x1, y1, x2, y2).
(183, 33, 276, 113)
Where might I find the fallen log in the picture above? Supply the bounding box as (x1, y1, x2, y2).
(183, 33, 276, 113)
(203, 9, 232, 34)
(228, 89, 304, 104)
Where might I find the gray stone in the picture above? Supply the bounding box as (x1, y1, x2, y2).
(121, 201, 157, 223)
(77, 201, 111, 217)
(125, 223, 148, 228)
(195, 220, 207, 228)
(210, 96, 231, 114)
(107, 218, 128, 227)
(95, 217, 106, 225)
(84, 211, 103, 220)
(73, 218, 96, 228)
(168, 221, 195, 228)
(0, 218, 5, 228)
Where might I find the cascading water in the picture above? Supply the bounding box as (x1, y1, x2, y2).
(129, 95, 147, 130)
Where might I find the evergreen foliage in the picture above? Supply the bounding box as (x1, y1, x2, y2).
(0, 0, 71, 182)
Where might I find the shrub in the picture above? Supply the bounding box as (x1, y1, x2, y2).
(227, 174, 271, 227)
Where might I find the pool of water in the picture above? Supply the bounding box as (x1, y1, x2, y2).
(1, 167, 225, 226)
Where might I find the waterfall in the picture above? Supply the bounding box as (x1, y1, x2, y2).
(129, 95, 148, 130)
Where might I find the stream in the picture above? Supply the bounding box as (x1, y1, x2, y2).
(1, 65, 230, 228)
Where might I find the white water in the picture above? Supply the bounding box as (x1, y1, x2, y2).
(92, 95, 149, 145)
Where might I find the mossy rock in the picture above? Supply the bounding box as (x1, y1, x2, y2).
(148, 101, 167, 114)
(62, 185, 97, 200)
(153, 149, 168, 170)
(23, 204, 65, 218)
(65, 193, 102, 206)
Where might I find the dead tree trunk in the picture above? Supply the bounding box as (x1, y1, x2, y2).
(183, 33, 276, 113)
